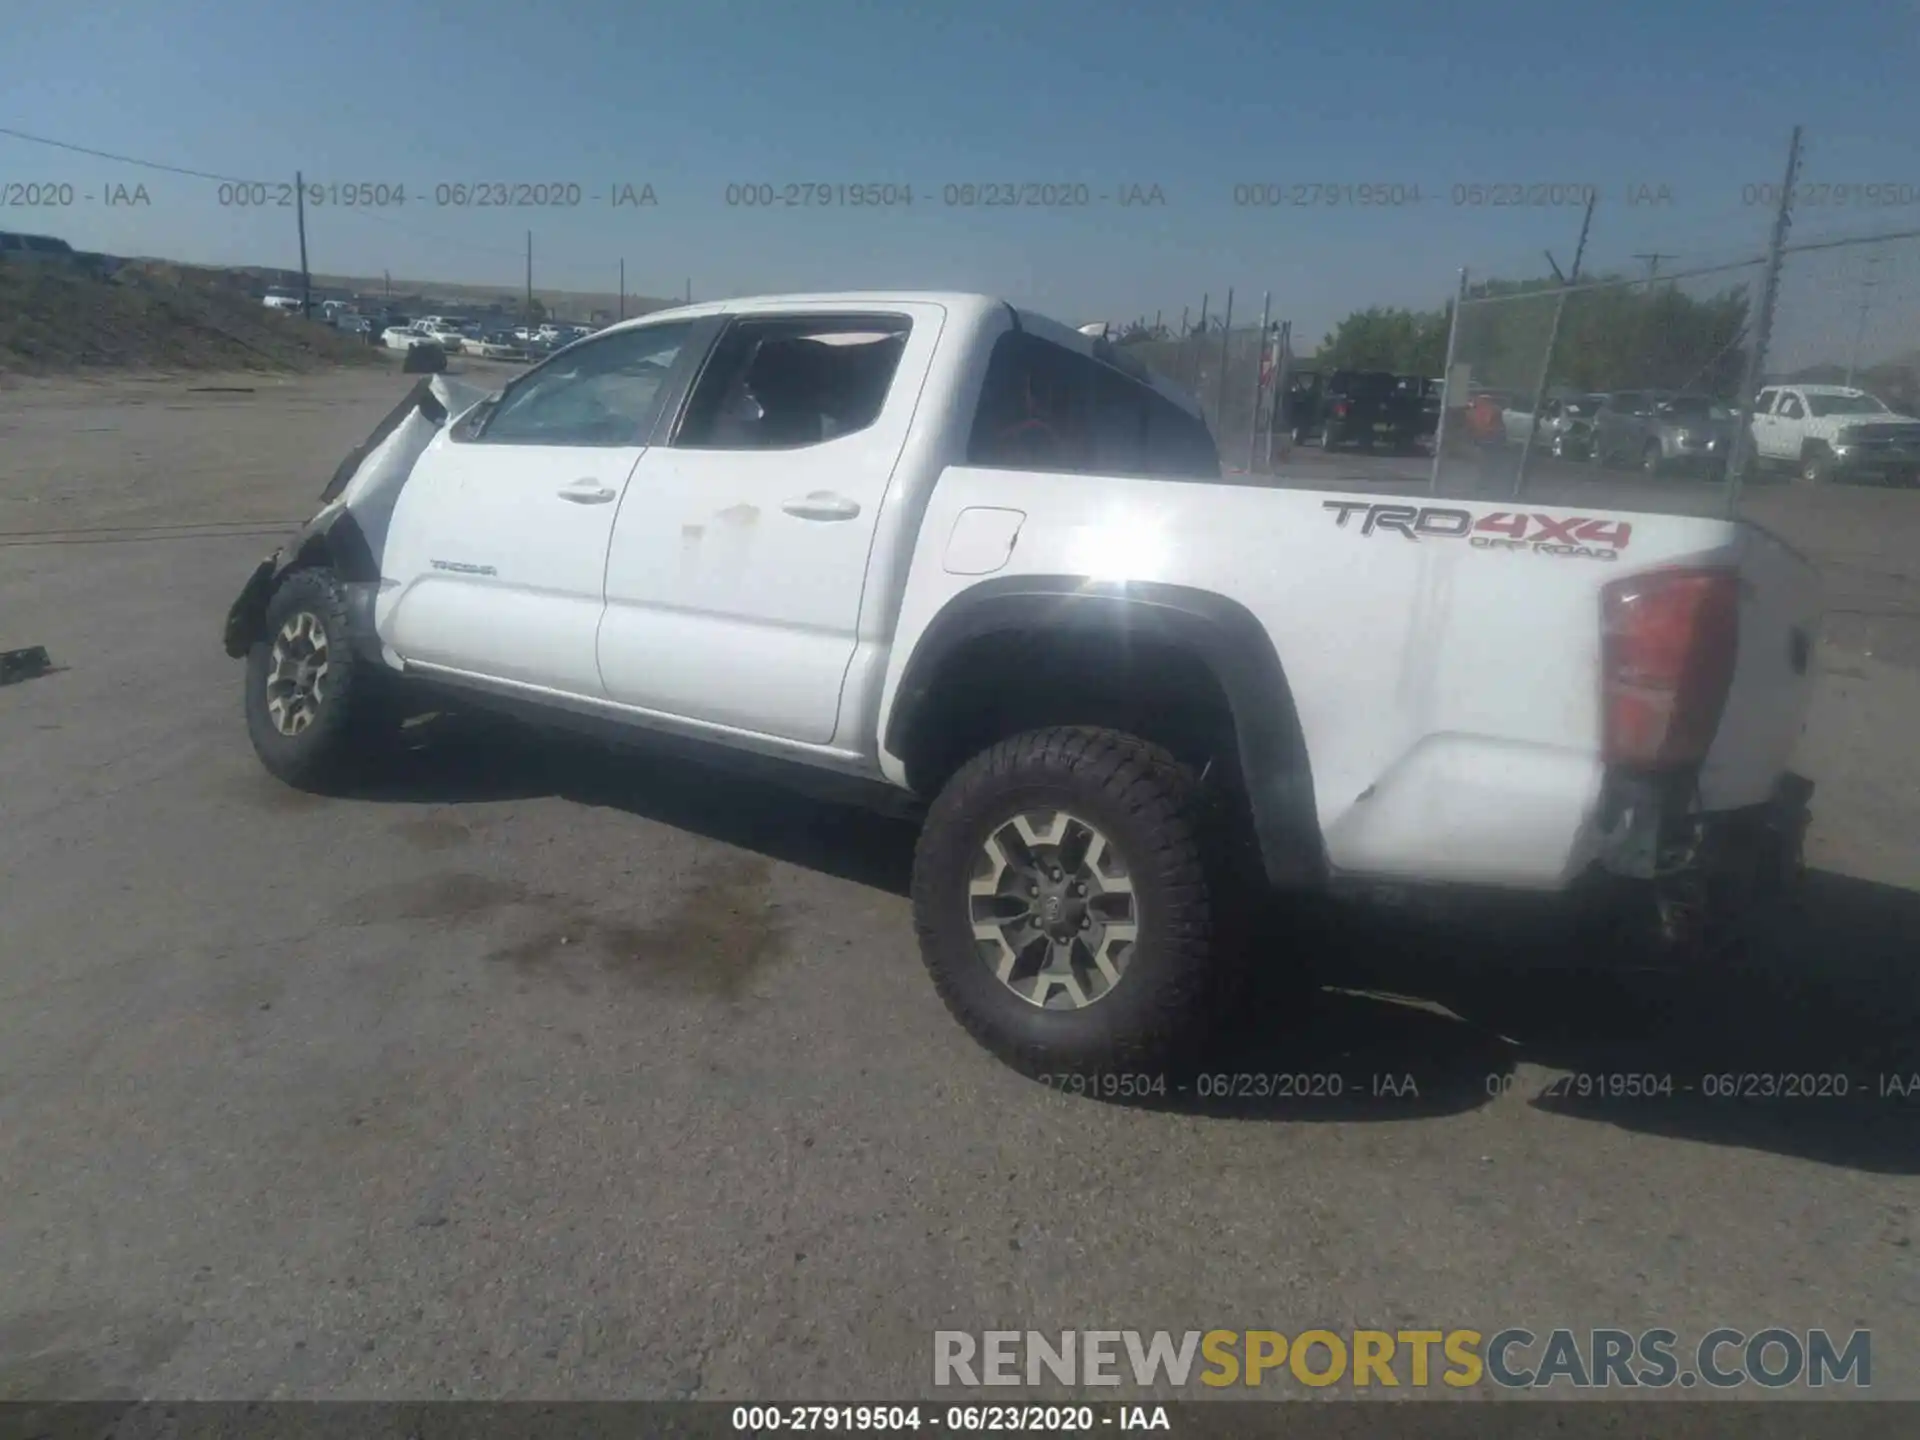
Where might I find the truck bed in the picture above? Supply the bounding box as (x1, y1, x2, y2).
(1225, 450, 1765, 521)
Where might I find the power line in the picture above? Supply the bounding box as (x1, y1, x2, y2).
(0, 124, 261, 185)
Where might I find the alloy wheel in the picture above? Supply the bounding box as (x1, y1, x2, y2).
(264, 611, 331, 737)
(968, 809, 1140, 1010)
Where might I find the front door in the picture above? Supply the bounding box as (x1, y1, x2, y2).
(597, 306, 941, 745)
(379, 319, 701, 696)
(1755, 390, 1800, 461)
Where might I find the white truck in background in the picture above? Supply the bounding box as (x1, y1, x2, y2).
(223, 293, 1821, 1077)
(1749, 383, 1920, 486)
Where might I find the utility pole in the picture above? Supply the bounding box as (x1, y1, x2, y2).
(1514, 191, 1597, 497)
(525, 230, 533, 327)
(383, 269, 390, 303)
(619, 258, 626, 321)
(1193, 294, 1209, 394)
(1247, 291, 1271, 471)
(294, 170, 311, 318)
(1726, 125, 1804, 514)
(685, 277, 691, 304)
(1215, 288, 1235, 435)
(1267, 319, 1292, 469)
(1428, 268, 1469, 495)
(1632, 252, 1672, 285)
(1845, 254, 1881, 388)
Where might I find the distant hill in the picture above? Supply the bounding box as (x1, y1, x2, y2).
(295, 269, 683, 325)
(0, 254, 382, 375)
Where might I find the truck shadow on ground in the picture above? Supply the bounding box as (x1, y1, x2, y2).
(352, 718, 1919, 1170)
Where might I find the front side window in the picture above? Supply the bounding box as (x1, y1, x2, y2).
(475, 321, 694, 447)
(1755, 389, 1779, 415)
(674, 315, 911, 450)
(1778, 394, 1805, 420)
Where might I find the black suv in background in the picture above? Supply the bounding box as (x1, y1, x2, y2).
(1285, 369, 1424, 451)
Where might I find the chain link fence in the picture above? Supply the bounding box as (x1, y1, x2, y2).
(1434, 254, 1767, 512)
(1765, 227, 1920, 455)
(1113, 309, 1298, 475)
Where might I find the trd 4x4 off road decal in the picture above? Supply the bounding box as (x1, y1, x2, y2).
(1322, 502, 1632, 561)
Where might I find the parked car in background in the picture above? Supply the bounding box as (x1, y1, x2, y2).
(464, 331, 529, 361)
(1749, 384, 1920, 486)
(383, 321, 445, 353)
(1589, 391, 1735, 477)
(1532, 393, 1608, 459)
(1286, 369, 1422, 450)
(335, 315, 378, 344)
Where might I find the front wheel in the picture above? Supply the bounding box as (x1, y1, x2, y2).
(1799, 447, 1832, 485)
(243, 568, 398, 790)
(911, 727, 1245, 1077)
(1641, 441, 1664, 476)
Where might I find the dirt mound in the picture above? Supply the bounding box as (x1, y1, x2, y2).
(0, 257, 383, 375)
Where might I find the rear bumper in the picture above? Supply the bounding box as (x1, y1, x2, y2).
(1594, 770, 1813, 957)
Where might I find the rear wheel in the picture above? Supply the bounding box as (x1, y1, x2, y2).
(911, 727, 1250, 1077)
(243, 568, 398, 791)
(1799, 446, 1832, 485)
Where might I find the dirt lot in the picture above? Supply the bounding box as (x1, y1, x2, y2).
(1, 367, 1917, 1401)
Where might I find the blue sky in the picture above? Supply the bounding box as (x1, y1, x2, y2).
(2, 0, 1915, 361)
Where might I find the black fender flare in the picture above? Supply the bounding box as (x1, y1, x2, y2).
(885, 576, 1325, 887)
(221, 506, 383, 660)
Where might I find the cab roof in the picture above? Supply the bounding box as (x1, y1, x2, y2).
(600, 291, 1206, 422)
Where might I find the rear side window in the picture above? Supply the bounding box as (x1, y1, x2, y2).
(1778, 393, 1805, 420)
(968, 331, 1218, 478)
(674, 314, 910, 450)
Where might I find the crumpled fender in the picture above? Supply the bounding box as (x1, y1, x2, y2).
(222, 375, 490, 658)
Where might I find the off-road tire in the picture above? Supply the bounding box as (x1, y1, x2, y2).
(911, 726, 1249, 1078)
(243, 568, 397, 791)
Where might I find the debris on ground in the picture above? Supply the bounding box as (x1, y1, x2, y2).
(0, 646, 53, 685)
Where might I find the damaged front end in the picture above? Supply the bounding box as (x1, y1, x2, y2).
(222, 374, 491, 661)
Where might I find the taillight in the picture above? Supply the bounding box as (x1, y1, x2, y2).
(1600, 568, 1741, 768)
(1334, 401, 1349, 417)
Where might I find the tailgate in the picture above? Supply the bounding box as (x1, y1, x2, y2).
(1702, 524, 1824, 811)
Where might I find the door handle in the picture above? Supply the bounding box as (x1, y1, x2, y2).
(559, 480, 617, 504)
(781, 491, 861, 521)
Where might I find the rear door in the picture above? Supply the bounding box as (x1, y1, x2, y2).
(597, 304, 942, 744)
(377, 319, 705, 696)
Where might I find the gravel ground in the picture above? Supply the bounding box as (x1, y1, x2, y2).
(1, 367, 1916, 1403)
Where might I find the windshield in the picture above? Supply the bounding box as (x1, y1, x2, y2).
(1656, 397, 1723, 420)
(1807, 392, 1892, 417)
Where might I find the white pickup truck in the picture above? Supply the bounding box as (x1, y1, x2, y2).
(224, 292, 1821, 1076)
(1749, 383, 1920, 486)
